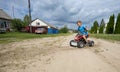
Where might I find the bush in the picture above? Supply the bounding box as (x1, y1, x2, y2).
(59, 26, 68, 33)
(11, 19, 25, 31)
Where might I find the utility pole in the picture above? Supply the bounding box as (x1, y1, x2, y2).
(28, 0, 32, 33)
(12, 0, 15, 18)
(12, 6, 15, 18)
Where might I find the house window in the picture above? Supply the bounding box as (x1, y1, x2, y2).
(4, 22, 7, 27)
(0, 22, 5, 28)
(0, 21, 7, 28)
(36, 22, 40, 25)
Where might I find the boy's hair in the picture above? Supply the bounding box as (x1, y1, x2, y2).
(77, 20, 82, 24)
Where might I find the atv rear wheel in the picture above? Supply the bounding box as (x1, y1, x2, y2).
(77, 41, 85, 48)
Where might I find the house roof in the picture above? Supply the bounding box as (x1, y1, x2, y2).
(30, 18, 58, 29)
(0, 9, 12, 20)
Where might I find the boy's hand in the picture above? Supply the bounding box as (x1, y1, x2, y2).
(85, 26, 88, 31)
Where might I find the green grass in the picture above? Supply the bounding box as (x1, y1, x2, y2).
(0, 32, 70, 44)
(91, 34, 120, 41)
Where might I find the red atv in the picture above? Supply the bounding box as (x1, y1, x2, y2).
(70, 34, 94, 48)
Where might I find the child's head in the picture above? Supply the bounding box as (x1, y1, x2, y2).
(77, 20, 82, 26)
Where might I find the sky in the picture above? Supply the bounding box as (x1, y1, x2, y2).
(0, 0, 120, 29)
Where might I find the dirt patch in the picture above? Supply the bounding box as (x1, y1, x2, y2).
(0, 34, 120, 72)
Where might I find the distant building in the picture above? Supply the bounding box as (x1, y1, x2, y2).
(0, 9, 12, 33)
(26, 18, 58, 34)
(68, 29, 74, 33)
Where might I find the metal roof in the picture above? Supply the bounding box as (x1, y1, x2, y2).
(0, 9, 12, 20)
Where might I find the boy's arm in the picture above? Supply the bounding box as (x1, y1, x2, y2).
(83, 26, 88, 31)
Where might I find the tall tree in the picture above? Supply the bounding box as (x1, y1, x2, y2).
(90, 26, 94, 33)
(99, 19, 105, 33)
(114, 13, 120, 34)
(106, 14, 115, 34)
(90, 21, 99, 33)
(24, 14, 30, 25)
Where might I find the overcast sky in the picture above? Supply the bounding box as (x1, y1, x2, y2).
(0, 0, 120, 29)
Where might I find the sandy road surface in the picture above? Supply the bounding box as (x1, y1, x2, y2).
(0, 34, 120, 72)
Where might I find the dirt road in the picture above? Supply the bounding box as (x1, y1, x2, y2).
(0, 34, 120, 72)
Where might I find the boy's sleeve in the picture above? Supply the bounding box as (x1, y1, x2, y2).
(78, 27, 80, 31)
(82, 25, 87, 30)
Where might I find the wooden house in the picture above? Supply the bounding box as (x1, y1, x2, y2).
(0, 9, 12, 33)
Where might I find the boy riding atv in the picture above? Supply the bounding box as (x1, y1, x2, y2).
(70, 20, 94, 48)
(77, 20, 89, 43)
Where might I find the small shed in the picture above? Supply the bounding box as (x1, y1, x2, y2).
(26, 18, 58, 34)
(0, 9, 12, 32)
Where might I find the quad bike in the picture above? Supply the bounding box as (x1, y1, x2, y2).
(70, 34, 94, 48)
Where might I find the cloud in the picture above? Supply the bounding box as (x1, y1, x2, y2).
(0, 0, 120, 29)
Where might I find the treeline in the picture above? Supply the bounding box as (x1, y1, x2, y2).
(90, 13, 120, 34)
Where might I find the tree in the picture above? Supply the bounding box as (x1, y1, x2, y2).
(90, 21, 99, 33)
(24, 15, 30, 26)
(114, 13, 120, 34)
(106, 14, 115, 34)
(90, 26, 94, 33)
(59, 25, 68, 33)
(99, 19, 105, 33)
(11, 18, 24, 31)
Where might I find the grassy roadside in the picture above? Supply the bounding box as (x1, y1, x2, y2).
(91, 34, 120, 41)
(0, 32, 71, 44)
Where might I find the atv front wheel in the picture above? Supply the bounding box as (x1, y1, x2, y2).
(77, 41, 85, 48)
(70, 40, 77, 47)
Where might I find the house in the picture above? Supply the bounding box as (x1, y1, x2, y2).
(26, 18, 58, 34)
(0, 9, 12, 33)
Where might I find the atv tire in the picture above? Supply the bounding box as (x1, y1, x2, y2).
(70, 40, 76, 47)
(77, 41, 85, 48)
(89, 41, 94, 47)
